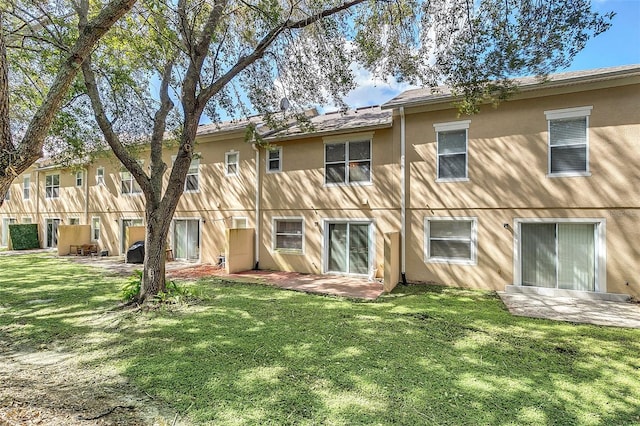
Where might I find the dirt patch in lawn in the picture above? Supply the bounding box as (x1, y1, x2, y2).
(166, 263, 226, 280)
(0, 337, 183, 425)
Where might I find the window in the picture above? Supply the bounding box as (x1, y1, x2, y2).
(545, 106, 592, 176)
(172, 155, 200, 192)
(22, 217, 32, 224)
(69, 218, 80, 225)
(267, 147, 282, 173)
(120, 169, 141, 195)
(273, 218, 304, 253)
(225, 151, 239, 176)
(45, 174, 60, 199)
(325, 140, 371, 185)
(231, 217, 248, 229)
(434, 120, 470, 181)
(3, 188, 9, 201)
(23, 176, 30, 200)
(425, 217, 477, 264)
(91, 217, 100, 241)
(96, 167, 105, 185)
(75, 170, 84, 187)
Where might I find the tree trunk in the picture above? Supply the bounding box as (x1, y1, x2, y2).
(139, 207, 171, 302)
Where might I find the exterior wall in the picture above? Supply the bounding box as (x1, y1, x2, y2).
(404, 81, 640, 297)
(258, 127, 399, 277)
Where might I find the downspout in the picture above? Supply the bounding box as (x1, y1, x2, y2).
(400, 107, 407, 285)
(35, 168, 40, 236)
(252, 143, 260, 270)
(83, 167, 89, 225)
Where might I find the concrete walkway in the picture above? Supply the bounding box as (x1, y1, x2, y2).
(499, 292, 640, 328)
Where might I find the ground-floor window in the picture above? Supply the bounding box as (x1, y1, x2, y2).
(424, 217, 477, 265)
(518, 219, 604, 292)
(273, 218, 304, 253)
(325, 221, 371, 275)
(173, 219, 200, 261)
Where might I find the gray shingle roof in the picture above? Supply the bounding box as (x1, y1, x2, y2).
(382, 64, 640, 109)
(267, 105, 392, 141)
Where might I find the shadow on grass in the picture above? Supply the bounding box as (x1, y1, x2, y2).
(2, 254, 640, 425)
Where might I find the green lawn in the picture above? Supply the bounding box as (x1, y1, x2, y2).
(1, 254, 639, 425)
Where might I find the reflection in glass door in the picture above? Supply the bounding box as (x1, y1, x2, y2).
(45, 218, 60, 248)
(174, 219, 200, 261)
(327, 222, 370, 275)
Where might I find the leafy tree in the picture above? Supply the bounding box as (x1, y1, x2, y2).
(0, 0, 138, 204)
(9, 0, 613, 302)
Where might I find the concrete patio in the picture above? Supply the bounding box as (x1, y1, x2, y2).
(499, 292, 640, 328)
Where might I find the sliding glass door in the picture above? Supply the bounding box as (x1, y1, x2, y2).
(521, 222, 596, 291)
(326, 221, 371, 275)
(174, 219, 200, 261)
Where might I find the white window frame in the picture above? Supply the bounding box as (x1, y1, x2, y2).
(3, 188, 9, 201)
(545, 106, 592, 177)
(323, 132, 373, 186)
(225, 151, 239, 176)
(22, 217, 32, 224)
(75, 170, 84, 187)
(267, 146, 282, 173)
(513, 217, 606, 292)
(172, 154, 200, 192)
(272, 217, 305, 254)
(424, 216, 478, 265)
(23, 176, 30, 200)
(434, 120, 470, 182)
(45, 174, 60, 199)
(120, 164, 143, 196)
(91, 216, 101, 241)
(230, 216, 248, 229)
(96, 167, 105, 186)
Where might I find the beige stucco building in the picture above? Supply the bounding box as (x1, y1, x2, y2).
(2, 65, 639, 299)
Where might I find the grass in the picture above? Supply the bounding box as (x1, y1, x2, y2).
(1, 254, 640, 425)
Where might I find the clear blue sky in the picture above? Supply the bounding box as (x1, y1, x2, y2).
(564, 0, 640, 71)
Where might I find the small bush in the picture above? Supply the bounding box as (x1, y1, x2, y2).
(121, 271, 193, 304)
(121, 270, 142, 302)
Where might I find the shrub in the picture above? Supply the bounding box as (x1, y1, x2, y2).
(8, 224, 40, 250)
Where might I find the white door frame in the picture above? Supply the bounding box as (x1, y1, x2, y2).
(513, 217, 606, 293)
(44, 218, 61, 248)
(1, 217, 17, 247)
(171, 217, 202, 262)
(322, 218, 375, 276)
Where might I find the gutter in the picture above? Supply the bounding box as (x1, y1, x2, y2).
(252, 143, 260, 270)
(400, 107, 407, 285)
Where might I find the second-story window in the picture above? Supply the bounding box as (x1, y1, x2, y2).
(23, 176, 30, 200)
(545, 106, 592, 176)
(120, 169, 142, 195)
(75, 170, 84, 187)
(45, 174, 60, 199)
(225, 151, 239, 176)
(325, 140, 371, 185)
(173, 155, 200, 192)
(3, 189, 9, 201)
(267, 147, 282, 173)
(434, 120, 470, 181)
(96, 167, 105, 185)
